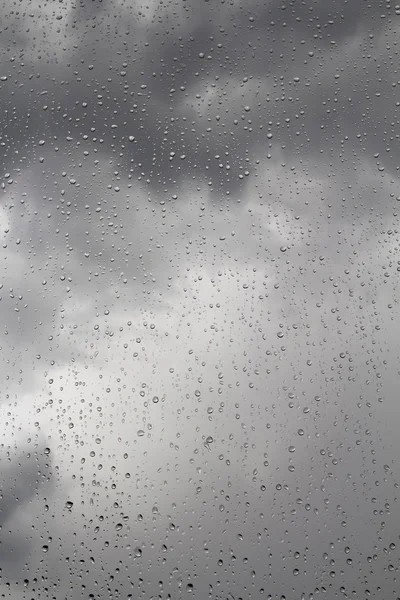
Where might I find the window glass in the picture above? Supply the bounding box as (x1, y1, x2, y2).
(0, 1, 399, 599)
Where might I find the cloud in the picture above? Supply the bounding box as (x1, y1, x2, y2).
(0, 0, 397, 203)
(0, 1, 399, 599)
(0, 440, 53, 580)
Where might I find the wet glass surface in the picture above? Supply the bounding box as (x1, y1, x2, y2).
(0, 1, 400, 599)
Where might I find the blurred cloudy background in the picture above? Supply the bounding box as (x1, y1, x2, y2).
(0, 0, 399, 598)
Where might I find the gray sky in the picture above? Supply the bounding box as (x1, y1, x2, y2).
(0, 1, 399, 599)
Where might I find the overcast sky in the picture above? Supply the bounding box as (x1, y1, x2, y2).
(0, 1, 399, 599)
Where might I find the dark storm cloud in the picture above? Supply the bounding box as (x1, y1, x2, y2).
(236, 0, 389, 44)
(1, 0, 397, 201)
(0, 441, 53, 576)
